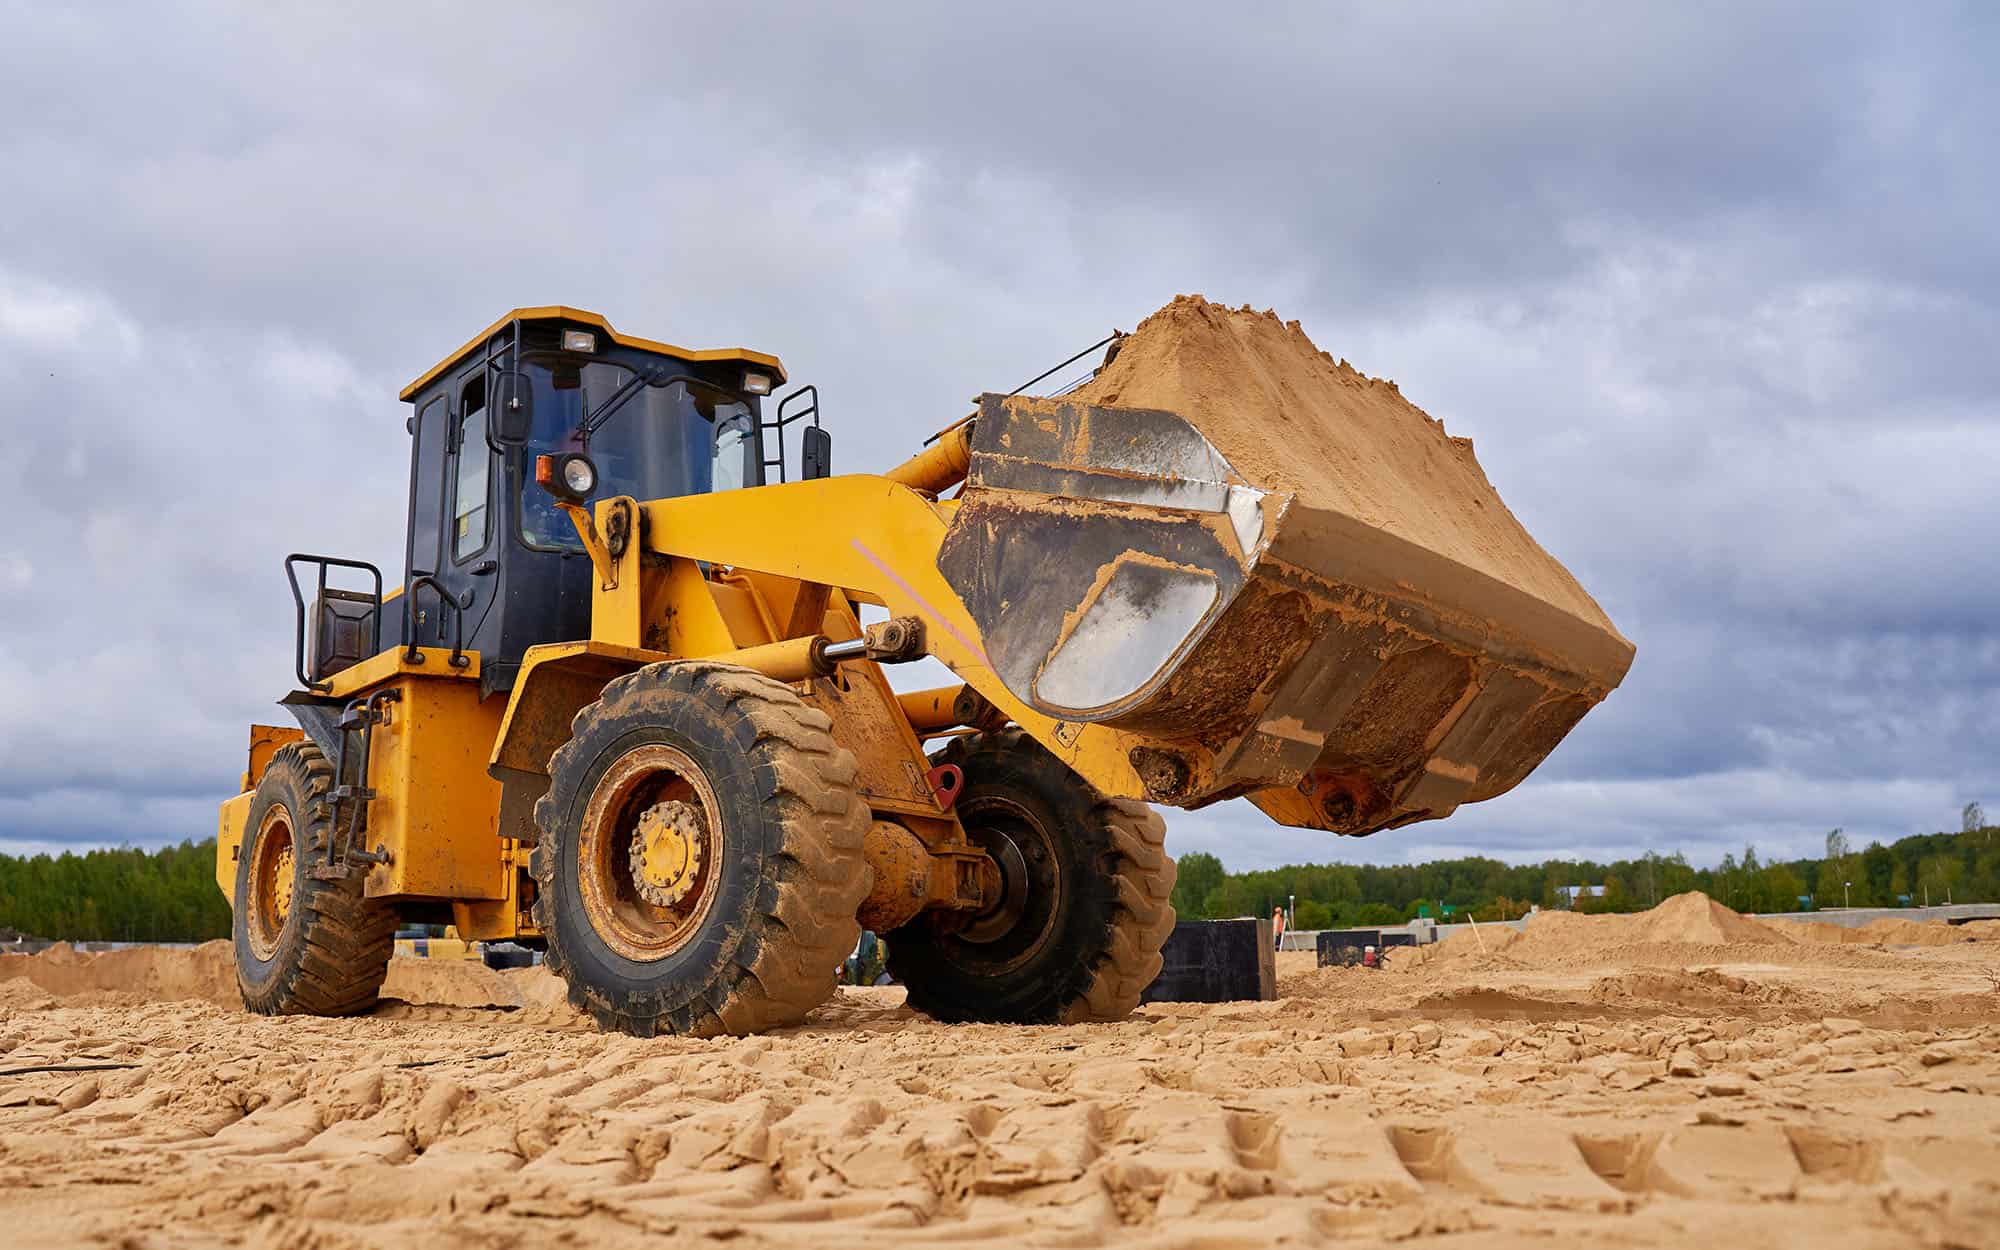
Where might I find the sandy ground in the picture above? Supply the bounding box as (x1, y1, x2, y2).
(2, 895, 1997, 1249)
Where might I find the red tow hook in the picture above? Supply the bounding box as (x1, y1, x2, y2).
(925, 763, 964, 810)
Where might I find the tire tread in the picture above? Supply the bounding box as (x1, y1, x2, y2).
(236, 741, 397, 1017)
(891, 729, 1176, 1025)
(531, 660, 868, 1036)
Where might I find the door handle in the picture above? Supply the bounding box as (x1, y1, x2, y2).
(470, 560, 497, 575)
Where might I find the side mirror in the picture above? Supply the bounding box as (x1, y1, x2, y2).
(492, 370, 532, 445)
(800, 425, 832, 480)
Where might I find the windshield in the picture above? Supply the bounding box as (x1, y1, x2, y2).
(519, 357, 758, 549)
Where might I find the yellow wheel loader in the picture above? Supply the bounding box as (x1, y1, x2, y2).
(215, 301, 1632, 1035)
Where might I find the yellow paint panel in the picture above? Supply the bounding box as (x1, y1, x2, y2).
(702, 576, 772, 649)
(322, 646, 480, 701)
(360, 677, 508, 900)
(394, 936, 477, 960)
(216, 792, 252, 901)
(454, 874, 533, 941)
(491, 639, 668, 775)
(399, 306, 786, 401)
(638, 476, 1151, 798)
(243, 724, 302, 793)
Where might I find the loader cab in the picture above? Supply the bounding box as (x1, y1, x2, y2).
(384, 308, 788, 697)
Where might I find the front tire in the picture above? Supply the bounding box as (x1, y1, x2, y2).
(888, 728, 1176, 1024)
(532, 661, 870, 1036)
(233, 742, 397, 1016)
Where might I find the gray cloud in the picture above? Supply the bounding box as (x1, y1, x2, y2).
(1, 3, 1994, 871)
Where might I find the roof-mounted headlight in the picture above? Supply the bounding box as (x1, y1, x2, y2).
(561, 329, 597, 353)
(742, 369, 773, 396)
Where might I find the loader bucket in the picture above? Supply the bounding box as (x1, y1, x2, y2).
(936, 297, 1634, 836)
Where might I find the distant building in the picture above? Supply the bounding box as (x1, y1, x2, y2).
(1555, 884, 1606, 908)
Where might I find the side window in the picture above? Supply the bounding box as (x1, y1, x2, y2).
(712, 410, 755, 491)
(453, 381, 490, 560)
(409, 396, 446, 577)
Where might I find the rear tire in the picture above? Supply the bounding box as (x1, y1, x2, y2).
(532, 661, 870, 1036)
(888, 728, 1176, 1024)
(233, 742, 397, 1016)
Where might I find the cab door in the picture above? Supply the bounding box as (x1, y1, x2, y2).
(434, 371, 500, 658)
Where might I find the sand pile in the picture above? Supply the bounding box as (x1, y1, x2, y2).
(1842, 916, 1979, 946)
(0, 943, 545, 1009)
(1633, 891, 1795, 945)
(0, 941, 238, 1003)
(379, 957, 533, 1008)
(1777, 916, 1985, 947)
(1069, 295, 1621, 633)
(1403, 893, 1991, 975)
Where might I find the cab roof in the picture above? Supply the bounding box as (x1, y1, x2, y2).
(399, 305, 787, 402)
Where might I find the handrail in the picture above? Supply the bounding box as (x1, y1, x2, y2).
(401, 574, 470, 669)
(763, 384, 820, 484)
(284, 554, 383, 693)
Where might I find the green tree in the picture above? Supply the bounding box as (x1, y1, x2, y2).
(1756, 863, 1806, 913)
(1714, 853, 1740, 909)
(1660, 853, 1698, 898)
(1293, 899, 1334, 930)
(1171, 852, 1225, 919)
(0, 840, 232, 942)
(1862, 843, 1895, 905)
(1203, 877, 1260, 920)
(1076, 827, 1999, 938)
(1917, 855, 1963, 905)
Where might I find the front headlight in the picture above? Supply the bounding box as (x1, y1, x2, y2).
(742, 370, 773, 396)
(535, 452, 599, 503)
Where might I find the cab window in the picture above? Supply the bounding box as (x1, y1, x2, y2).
(453, 381, 490, 560)
(712, 410, 756, 491)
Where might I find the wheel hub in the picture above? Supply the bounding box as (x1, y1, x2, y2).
(246, 806, 299, 962)
(959, 823, 1033, 944)
(629, 800, 704, 909)
(272, 844, 294, 925)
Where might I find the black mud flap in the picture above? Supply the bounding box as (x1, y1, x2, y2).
(278, 690, 346, 764)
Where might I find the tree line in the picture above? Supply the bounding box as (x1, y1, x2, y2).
(0, 840, 231, 943)
(0, 817, 1994, 942)
(1173, 818, 2000, 930)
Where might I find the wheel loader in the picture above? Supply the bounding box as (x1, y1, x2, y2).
(214, 301, 1633, 1035)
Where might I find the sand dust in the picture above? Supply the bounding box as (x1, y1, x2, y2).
(4, 895, 1997, 1248)
(1070, 295, 1621, 634)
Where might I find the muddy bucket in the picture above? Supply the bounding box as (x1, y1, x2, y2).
(936, 382, 1634, 836)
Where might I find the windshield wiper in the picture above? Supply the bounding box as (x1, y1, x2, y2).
(580, 368, 756, 444)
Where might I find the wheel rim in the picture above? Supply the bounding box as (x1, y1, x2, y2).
(247, 805, 297, 961)
(577, 743, 724, 963)
(951, 795, 1062, 971)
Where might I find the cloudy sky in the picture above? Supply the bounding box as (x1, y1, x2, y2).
(2, 3, 1994, 872)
